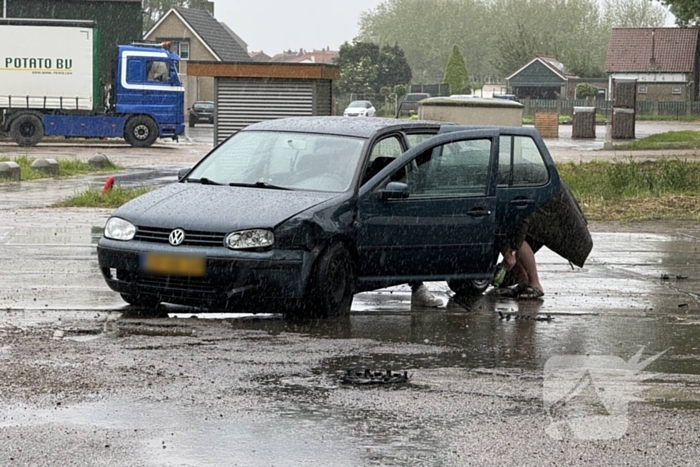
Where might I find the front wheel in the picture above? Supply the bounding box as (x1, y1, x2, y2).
(124, 115, 158, 147)
(10, 114, 44, 147)
(447, 278, 490, 296)
(120, 293, 160, 307)
(301, 243, 356, 318)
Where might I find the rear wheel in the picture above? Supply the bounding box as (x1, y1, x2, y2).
(300, 243, 355, 318)
(447, 278, 490, 296)
(10, 114, 44, 147)
(124, 115, 158, 147)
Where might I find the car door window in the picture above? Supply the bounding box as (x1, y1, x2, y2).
(362, 136, 404, 184)
(405, 133, 437, 147)
(498, 136, 548, 186)
(394, 139, 492, 197)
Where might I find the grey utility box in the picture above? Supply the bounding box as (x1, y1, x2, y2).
(572, 107, 596, 139)
(612, 107, 635, 139)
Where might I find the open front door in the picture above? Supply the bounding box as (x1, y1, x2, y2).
(356, 130, 500, 282)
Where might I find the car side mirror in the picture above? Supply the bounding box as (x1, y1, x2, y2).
(380, 181, 409, 200)
(178, 167, 191, 181)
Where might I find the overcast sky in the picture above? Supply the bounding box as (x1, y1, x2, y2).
(214, 0, 676, 55)
(214, 0, 385, 54)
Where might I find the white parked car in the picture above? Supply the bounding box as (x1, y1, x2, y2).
(343, 100, 376, 117)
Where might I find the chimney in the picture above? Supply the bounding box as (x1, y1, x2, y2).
(650, 29, 656, 70)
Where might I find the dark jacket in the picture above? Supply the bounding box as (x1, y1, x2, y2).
(510, 182, 593, 268)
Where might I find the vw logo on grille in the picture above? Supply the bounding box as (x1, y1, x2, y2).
(169, 228, 186, 246)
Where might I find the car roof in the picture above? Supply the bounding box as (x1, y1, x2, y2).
(242, 116, 445, 138)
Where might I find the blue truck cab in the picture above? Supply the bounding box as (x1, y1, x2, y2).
(112, 44, 185, 145)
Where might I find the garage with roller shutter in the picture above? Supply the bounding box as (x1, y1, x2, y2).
(187, 61, 340, 144)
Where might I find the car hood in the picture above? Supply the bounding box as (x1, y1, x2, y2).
(113, 183, 339, 232)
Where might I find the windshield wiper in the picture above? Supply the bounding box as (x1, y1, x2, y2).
(188, 177, 221, 185)
(228, 181, 291, 190)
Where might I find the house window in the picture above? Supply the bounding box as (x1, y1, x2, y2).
(179, 42, 190, 60)
(672, 87, 682, 95)
(638, 86, 648, 94)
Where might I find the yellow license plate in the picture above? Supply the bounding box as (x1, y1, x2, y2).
(141, 253, 206, 276)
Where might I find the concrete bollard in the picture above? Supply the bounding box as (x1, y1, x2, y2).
(31, 158, 59, 176)
(0, 161, 21, 181)
(603, 122, 613, 150)
(88, 153, 111, 169)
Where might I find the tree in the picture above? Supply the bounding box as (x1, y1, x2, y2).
(658, 0, 699, 25)
(604, 0, 667, 27)
(576, 83, 598, 99)
(335, 41, 412, 94)
(393, 84, 407, 101)
(443, 45, 470, 94)
(489, 0, 611, 78)
(358, 0, 668, 83)
(143, 0, 213, 31)
(359, 0, 493, 84)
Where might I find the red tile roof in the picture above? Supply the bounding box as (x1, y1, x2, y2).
(606, 27, 699, 73)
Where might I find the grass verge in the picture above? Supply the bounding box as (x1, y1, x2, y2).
(614, 130, 700, 150)
(54, 186, 152, 208)
(559, 158, 700, 221)
(0, 155, 122, 181)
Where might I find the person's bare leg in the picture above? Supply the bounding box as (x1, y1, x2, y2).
(517, 241, 543, 293)
(511, 261, 529, 290)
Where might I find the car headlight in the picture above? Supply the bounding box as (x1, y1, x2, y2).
(104, 217, 136, 241)
(225, 229, 274, 249)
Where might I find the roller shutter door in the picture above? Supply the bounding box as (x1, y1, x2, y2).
(216, 79, 322, 144)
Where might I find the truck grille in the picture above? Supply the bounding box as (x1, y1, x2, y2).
(134, 226, 225, 247)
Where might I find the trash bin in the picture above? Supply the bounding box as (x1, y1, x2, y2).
(572, 107, 596, 139)
(612, 108, 635, 139)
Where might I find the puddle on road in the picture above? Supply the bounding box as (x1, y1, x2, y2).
(0, 401, 361, 466)
(2, 221, 700, 379)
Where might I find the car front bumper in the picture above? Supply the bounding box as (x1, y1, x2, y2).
(97, 238, 312, 308)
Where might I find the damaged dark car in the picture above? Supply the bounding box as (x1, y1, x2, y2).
(96, 117, 590, 317)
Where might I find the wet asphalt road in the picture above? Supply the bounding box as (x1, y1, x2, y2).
(1, 124, 700, 465)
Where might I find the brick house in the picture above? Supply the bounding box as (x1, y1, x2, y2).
(605, 27, 700, 102)
(144, 7, 251, 111)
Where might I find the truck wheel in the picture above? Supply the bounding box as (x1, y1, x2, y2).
(447, 278, 490, 296)
(124, 116, 158, 147)
(10, 114, 44, 147)
(300, 243, 355, 318)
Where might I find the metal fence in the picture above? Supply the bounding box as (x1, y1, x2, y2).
(334, 95, 700, 119)
(522, 99, 700, 118)
(408, 83, 451, 97)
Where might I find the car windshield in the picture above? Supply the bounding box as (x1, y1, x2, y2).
(405, 94, 429, 102)
(348, 101, 368, 108)
(186, 131, 365, 193)
(194, 103, 213, 111)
